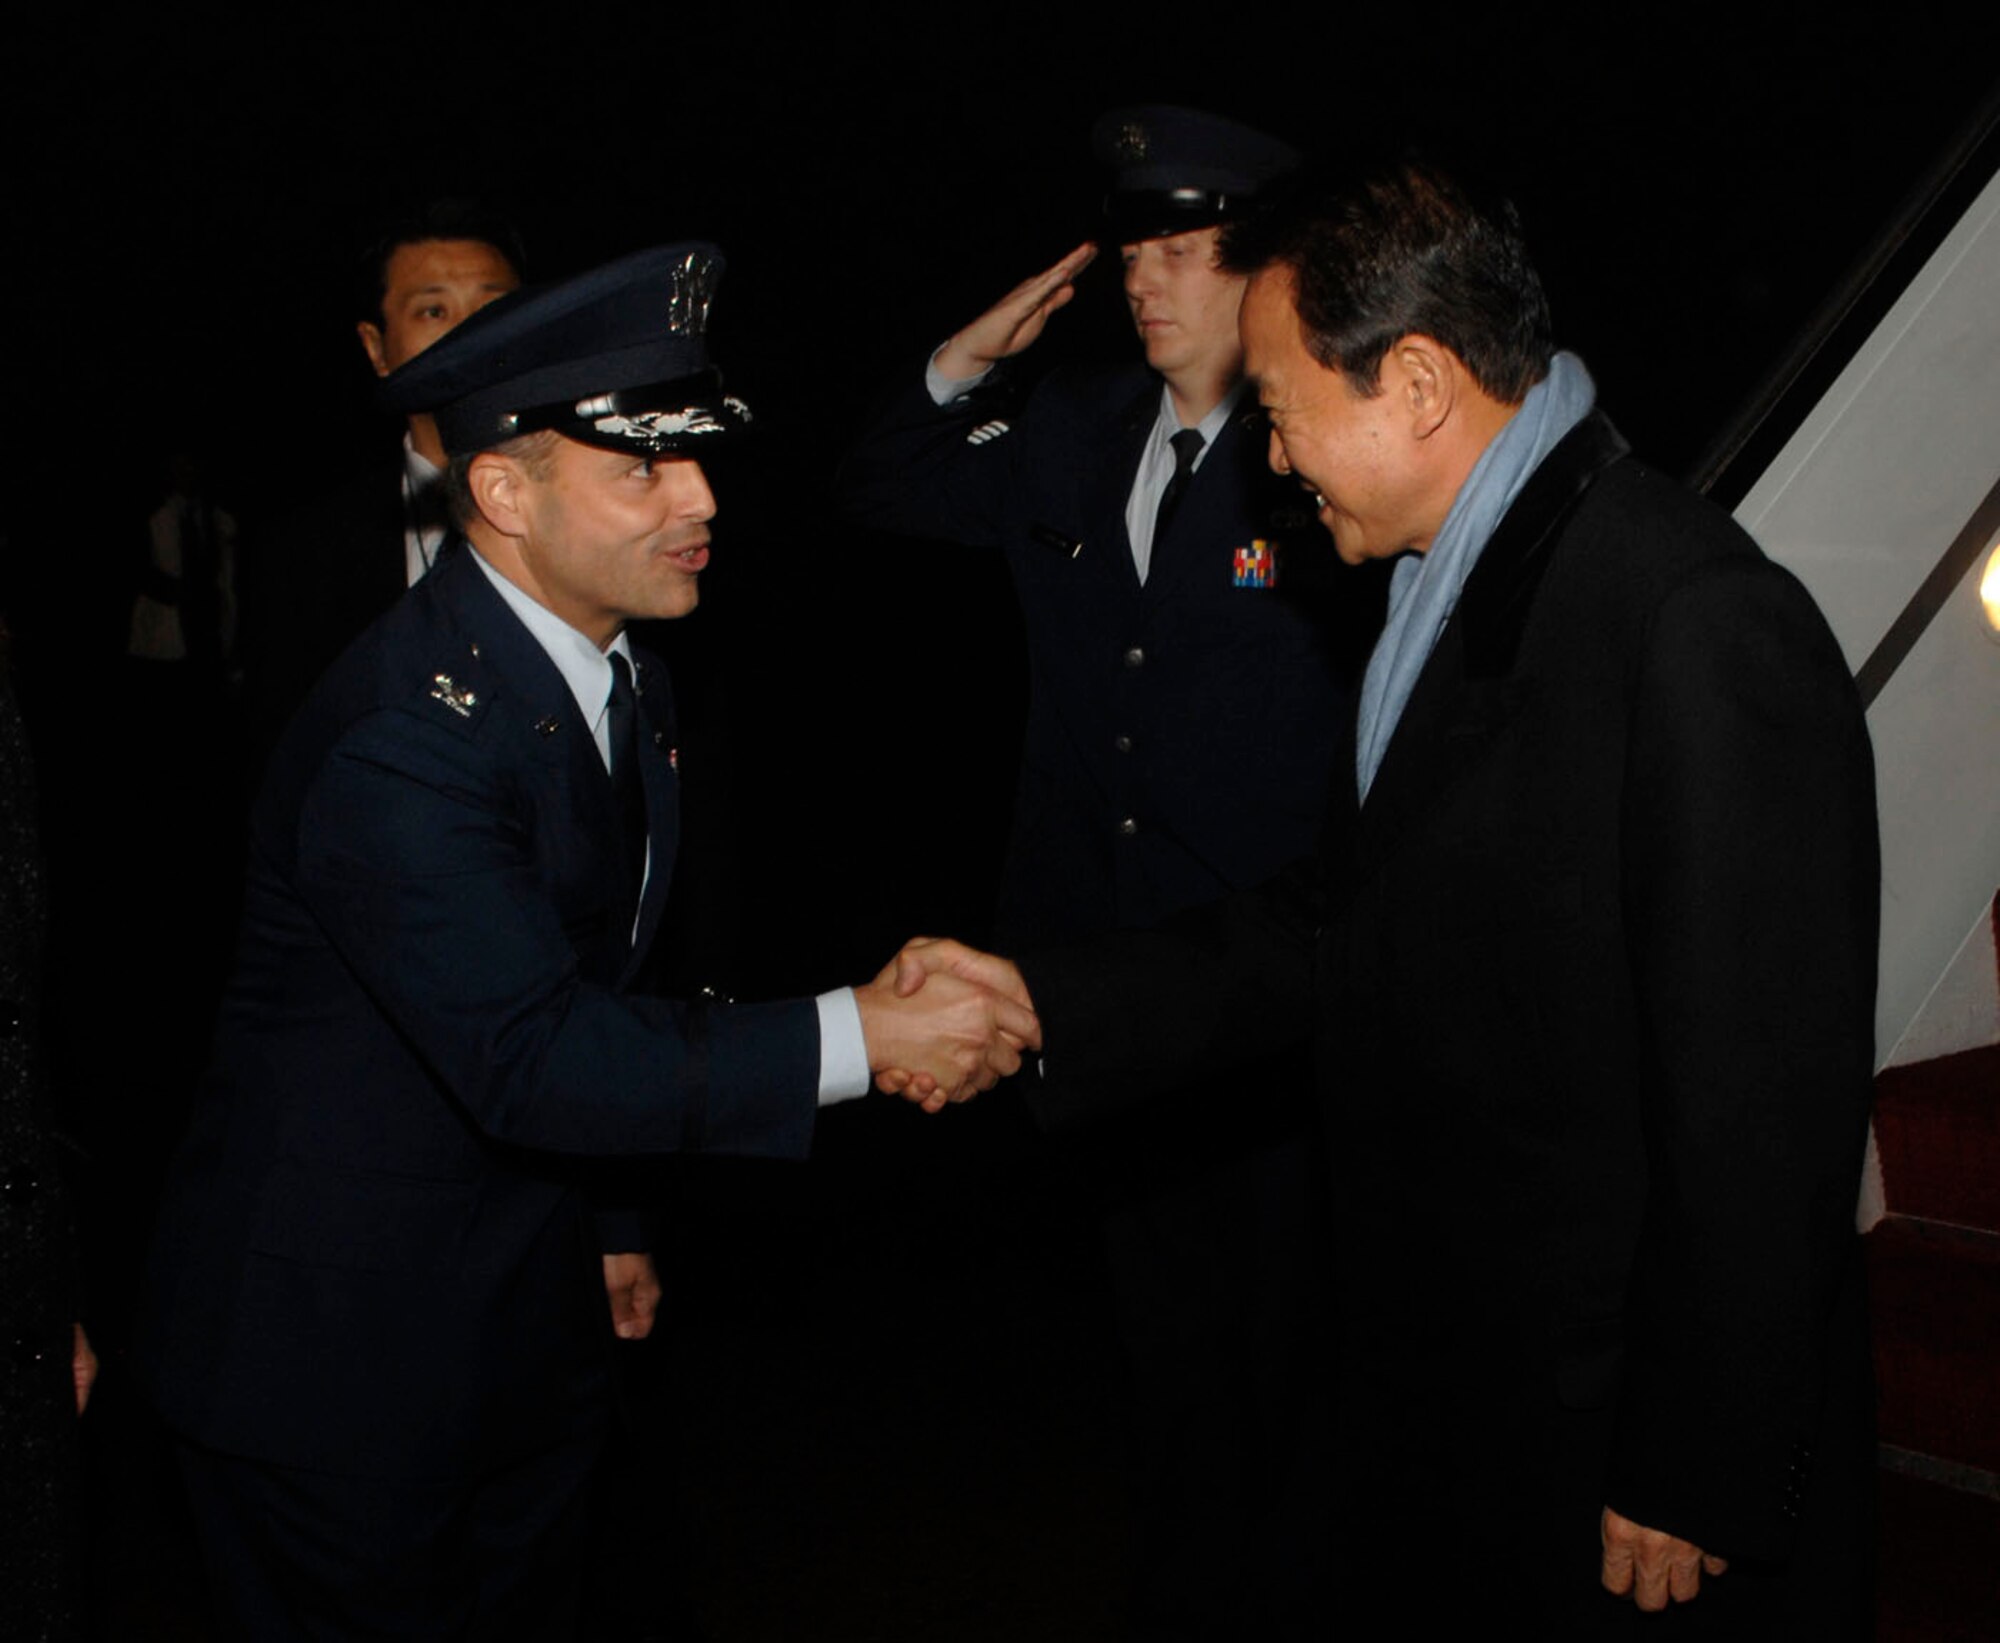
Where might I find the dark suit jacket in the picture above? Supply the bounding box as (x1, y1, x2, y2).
(842, 362, 1382, 953)
(138, 542, 819, 1482)
(1022, 414, 1880, 1630)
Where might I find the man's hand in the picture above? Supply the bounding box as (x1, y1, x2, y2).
(73, 1322, 98, 1416)
(602, 1252, 661, 1341)
(855, 941, 1041, 1112)
(889, 936, 1033, 1010)
(870, 937, 1039, 1106)
(933, 243, 1098, 383)
(1600, 1507, 1727, 1610)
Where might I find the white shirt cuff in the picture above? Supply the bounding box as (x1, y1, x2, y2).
(815, 988, 871, 1105)
(925, 344, 993, 406)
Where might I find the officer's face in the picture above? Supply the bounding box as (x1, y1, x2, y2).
(509, 438, 716, 643)
(359, 239, 520, 377)
(1121, 227, 1247, 384)
(1242, 267, 1429, 566)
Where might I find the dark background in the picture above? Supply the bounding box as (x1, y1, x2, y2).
(11, 5, 2000, 662)
(10, 3, 1997, 979)
(5, 6, 1996, 1635)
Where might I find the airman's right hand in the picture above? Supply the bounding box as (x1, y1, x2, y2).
(932, 242, 1098, 384)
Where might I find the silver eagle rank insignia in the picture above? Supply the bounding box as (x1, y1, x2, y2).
(429, 673, 479, 717)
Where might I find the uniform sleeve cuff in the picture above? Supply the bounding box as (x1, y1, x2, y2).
(925, 345, 993, 406)
(815, 988, 871, 1105)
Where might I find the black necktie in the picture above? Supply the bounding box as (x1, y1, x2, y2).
(606, 653, 647, 897)
(1152, 427, 1206, 549)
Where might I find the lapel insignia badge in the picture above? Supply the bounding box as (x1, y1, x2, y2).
(429, 673, 478, 717)
(1232, 540, 1277, 589)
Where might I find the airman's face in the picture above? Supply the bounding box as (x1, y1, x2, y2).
(1121, 227, 1246, 384)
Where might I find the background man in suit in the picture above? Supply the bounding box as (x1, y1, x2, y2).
(139, 243, 1036, 1640)
(893, 162, 1880, 1633)
(842, 106, 1382, 1638)
(241, 199, 524, 751)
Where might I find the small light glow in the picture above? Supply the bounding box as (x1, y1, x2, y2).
(1983, 540, 2000, 639)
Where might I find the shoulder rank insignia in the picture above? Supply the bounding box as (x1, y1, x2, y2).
(1232, 540, 1277, 589)
(429, 672, 478, 717)
(965, 418, 1010, 446)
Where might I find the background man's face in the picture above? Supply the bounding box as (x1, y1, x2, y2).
(508, 439, 716, 643)
(359, 238, 520, 377)
(1242, 267, 1425, 566)
(1121, 227, 1246, 384)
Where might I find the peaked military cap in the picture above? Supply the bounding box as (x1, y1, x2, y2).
(1092, 106, 1300, 244)
(380, 241, 750, 457)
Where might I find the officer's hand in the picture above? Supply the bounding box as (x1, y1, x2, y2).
(854, 954, 1040, 1112)
(934, 242, 1097, 383)
(74, 1322, 98, 1416)
(602, 1252, 661, 1341)
(868, 937, 1037, 1108)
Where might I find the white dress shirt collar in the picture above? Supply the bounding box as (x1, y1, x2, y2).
(401, 433, 450, 587)
(1125, 381, 1245, 584)
(467, 546, 633, 774)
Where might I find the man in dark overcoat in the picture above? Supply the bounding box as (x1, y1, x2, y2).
(890, 163, 1880, 1634)
(138, 243, 1035, 1640)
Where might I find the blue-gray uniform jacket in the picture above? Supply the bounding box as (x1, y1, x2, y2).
(841, 361, 1383, 952)
(137, 541, 819, 1481)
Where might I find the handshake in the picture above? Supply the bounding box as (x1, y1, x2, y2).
(854, 938, 1040, 1113)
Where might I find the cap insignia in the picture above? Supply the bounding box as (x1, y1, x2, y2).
(594, 406, 728, 444)
(665, 248, 721, 336)
(1115, 121, 1149, 162)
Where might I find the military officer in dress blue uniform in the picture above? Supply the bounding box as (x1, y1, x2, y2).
(841, 108, 1384, 1639)
(138, 243, 1038, 1641)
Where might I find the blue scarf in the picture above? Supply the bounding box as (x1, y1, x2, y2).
(1354, 351, 1596, 801)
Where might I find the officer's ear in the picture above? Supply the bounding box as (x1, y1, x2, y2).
(466, 450, 532, 539)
